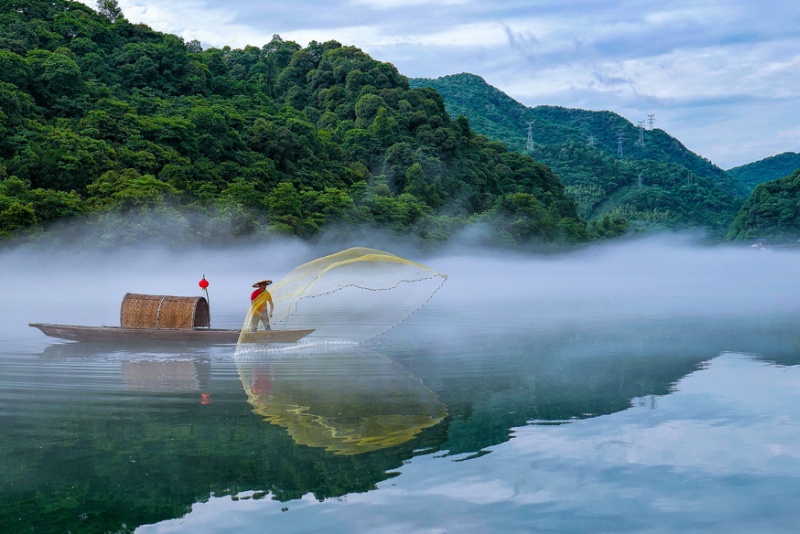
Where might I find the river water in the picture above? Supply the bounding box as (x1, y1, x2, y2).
(2, 237, 800, 533)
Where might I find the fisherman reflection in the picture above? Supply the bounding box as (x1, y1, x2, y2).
(251, 363, 274, 395)
(249, 278, 273, 332)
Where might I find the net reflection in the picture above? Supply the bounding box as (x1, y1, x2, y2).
(235, 345, 447, 455)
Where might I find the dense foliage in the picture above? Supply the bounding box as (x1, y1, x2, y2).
(410, 73, 748, 236)
(0, 0, 592, 248)
(534, 142, 742, 234)
(727, 152, 800, 192)
(726, 169, 800, 243)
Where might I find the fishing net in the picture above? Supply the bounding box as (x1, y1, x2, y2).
(238, 247, 447, 346)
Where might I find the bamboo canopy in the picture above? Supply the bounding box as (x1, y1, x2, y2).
(120, 293, 210, 330)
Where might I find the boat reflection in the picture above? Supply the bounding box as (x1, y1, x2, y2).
(38, 340, 214, 394)
(234, 345, 447, 455)
(120, 360, 204, 392)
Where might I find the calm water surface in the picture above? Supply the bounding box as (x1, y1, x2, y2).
(2, 241, 800, 533)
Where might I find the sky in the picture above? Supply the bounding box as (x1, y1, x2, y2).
(77, 0, 800, 170)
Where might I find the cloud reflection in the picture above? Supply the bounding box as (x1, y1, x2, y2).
(140, 353, 800, 533)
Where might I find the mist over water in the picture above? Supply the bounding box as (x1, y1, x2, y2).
(427, 234, 800, 345)
(3, 233, 799, 347)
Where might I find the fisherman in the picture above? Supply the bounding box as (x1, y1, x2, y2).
(249, 279, 274, 332)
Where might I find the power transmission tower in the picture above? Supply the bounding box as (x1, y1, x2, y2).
(637, 121, 645, 146)
(525, 121, 535, 152)
(637, 173, 643, 190)
(616, 132, 625, 158)
(647, 114, 655, 129)
(587, 133, 595, 148)
(687, 171, 694, 185)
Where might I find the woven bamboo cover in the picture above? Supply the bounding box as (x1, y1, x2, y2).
(120, 293, 210, 329)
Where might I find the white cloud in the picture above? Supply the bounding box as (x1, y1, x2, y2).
(350, 0, 471, 8)
(420, 479, 514, 504)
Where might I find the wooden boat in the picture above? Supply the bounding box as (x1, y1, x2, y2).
(29, 292, 314, 344)
(29, 323, 314, 344)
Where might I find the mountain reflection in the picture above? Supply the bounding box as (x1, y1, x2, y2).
(382, 314, 800, 457)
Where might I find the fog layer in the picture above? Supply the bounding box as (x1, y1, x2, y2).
(3, 234, 799, 348)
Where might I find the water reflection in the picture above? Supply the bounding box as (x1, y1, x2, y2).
(0, 342, 449, 533)
(38, 340, 215, 395)
(381, 313, 800, 457)
(121, 360, 206, 392)
(156, 352, 800, 534)
(4, 314, 800, 533)
(234, 346, 447, 455)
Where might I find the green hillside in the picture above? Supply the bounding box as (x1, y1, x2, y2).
(535, 142, 742, 235)
(0, 0, 593, 249)
(726, 168, 800, 243)
(410, 73, 746, 235)
(727, 152, 800, 191)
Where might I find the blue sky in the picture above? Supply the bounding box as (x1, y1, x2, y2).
(79, 0, 800, 170)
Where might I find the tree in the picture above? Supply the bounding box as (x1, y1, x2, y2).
(0, 176, 86, 235)
(266, 181, 304, 234)
(0, 81, 36, 131)
(0, 49, 31, 87)
(404, 162, 443, 208)
(186, 40, 203, 53)
(26, 49, 86, 114)
(86, 169, 179, 212)
(96, 0, 124, 23)
(0, 202, 36, 235)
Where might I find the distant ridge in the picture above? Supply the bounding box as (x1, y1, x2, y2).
(410, 73, 744, 197)
(411, 73, 746, 235)
(727, 152, 800, 192)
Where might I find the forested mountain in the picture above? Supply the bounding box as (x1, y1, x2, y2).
(0, 0, 594, 249)
(726, 169, 800, 243)
(410, 73, 746, 235)
(727, 152, 800, 192)
(534, 142, 743, 235)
